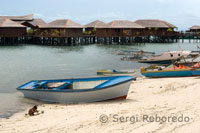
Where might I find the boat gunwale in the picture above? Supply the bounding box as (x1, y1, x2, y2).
(138, 59, 179, 62)
(141, 68, 194, 73)
(16, 76, 135, 93)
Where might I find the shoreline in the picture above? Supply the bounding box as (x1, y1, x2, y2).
(1, 77, 200, 132)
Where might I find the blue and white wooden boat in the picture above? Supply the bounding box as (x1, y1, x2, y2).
(17, 76, 135, 103)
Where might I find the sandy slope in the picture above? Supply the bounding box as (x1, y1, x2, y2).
(1, 77, 200, 133)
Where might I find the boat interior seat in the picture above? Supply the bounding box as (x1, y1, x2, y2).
(32, 81, 48, 89)
(48, 81, 73, 90)
(32, 81, 73, 90)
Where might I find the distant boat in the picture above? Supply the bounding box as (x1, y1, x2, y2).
(118, 50, 155, 55)
(121, 54, 144, 61)
(97, 69, 136, 75)
(138, 51, 193, 64)
(17, 76, 135, 103)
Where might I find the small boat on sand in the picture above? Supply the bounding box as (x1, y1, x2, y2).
(140, 66, 192, 78)
(17, 76, 135, 103)
(140, 62, 200, 78)
(97, 69, 135, 75)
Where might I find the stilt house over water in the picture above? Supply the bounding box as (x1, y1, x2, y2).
(189, 25, 200, 36)
(0, 14, 33, 24)
(0, 19, 26, 37)
(84, 20, 110, 37)
(107, 20, 145, 37)
(134, 19, 178, 36)
(38, 19, 84, 37)
(22, 19, 46, 29)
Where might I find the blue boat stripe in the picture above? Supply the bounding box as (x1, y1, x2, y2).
(17, 78, 135, 92)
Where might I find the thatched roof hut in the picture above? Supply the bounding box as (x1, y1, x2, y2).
(38, 19, 84, 37)
(84, 20, 110, 37)
(85, 20, 110, 28)
(0, 19, 26, 37)
(189, 25, 200, 30)
(189, 25, 200, 35)
(134, 19, 177, 36)
(105, 20, 145, 37)
(22, 19, 46, 28)
(0, 14, 33, 21)
(134, 19, 176, 29)
(108, 20, 144, 29)
(40, 19, 84, 28)
(0, 19, 26, 28)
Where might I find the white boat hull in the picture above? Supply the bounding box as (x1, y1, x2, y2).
(19, 81, 132, 103)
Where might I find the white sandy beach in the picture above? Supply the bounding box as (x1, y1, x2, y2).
(1, 77, 200, 133)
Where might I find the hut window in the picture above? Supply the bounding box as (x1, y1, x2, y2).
(170, 54, 173, 57)
(178, 54, 180, 56)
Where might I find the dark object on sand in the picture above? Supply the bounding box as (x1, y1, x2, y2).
(28, 105, 38, 116)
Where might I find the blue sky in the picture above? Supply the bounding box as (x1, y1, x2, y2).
(1, 0, 200, 30)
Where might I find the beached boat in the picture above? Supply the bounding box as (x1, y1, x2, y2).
(140, 66, 193, 78)
(138, 51, 192, 64)
(140, 62, 200, 78)
(17, 76, 134, 103)
(97, 69, 135, 75)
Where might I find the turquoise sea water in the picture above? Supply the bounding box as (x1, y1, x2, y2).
(0, 40, 199, 118)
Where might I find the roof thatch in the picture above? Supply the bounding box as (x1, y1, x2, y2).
(39, 19, 84, 28)
(26, 19, 46, 27)
(85, 20, 110, 28)
(134, 19, 176, 28)
(0, 14, 33, 21)
(0, 19, 26, 28)
(107, 20, 144, 28)
(190, 25, 200, 30)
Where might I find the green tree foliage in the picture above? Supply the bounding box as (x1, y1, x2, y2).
(27, 29, 33, 34)
(83, 31, 92, 35)
(92, 28, 97, 32)
(167, 28, 173, 32)
(148, 27, 152, 30)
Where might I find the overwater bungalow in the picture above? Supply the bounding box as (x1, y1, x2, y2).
(134, 19, 177, 36)
(184, 25, 200, 41)
(22, 19, 46, 29)
(189, 25, 200, 34)
(39, 19, 84, 37)
(34, 19, 85, 45)
(21, 19, 46, 36)
(0, 19, 26, 37)
(0, 14, 33, 23)
(84, 20, 110, 37)
(0, 18, 27, 45)
(107, 20, 145, 37)
(96, 20, 145, 44)
(134, 19, 178, 42)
